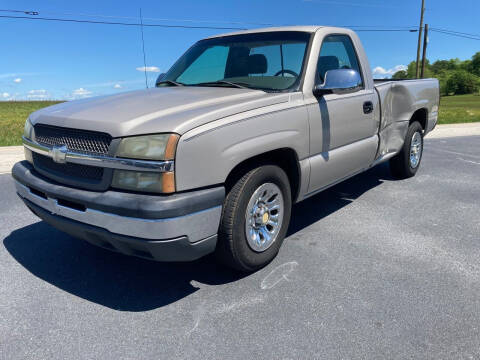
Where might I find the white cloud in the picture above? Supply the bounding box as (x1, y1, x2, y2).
(83, 79, 143, 88)
(2, 92, 10, 98)
(72, 88, 91, 95)
(28, 89, 47, 94)
(27, 89, 50, 99)
(0, 72, 40, 79)
(70, 88, 93, 99)
(13, 78, 22, 83)
(113, 84, 122, 89)
(136, 66, 160, 73)
(372, 65, 407, 78)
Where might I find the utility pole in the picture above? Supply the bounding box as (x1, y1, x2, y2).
(421, 24, 429, 78)
(415, 0, 426, 78)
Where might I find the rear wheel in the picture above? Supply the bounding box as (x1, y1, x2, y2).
(390, 121, 424, 179)
(216, 165, 292, 272)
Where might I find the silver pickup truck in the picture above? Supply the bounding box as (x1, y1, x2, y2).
(13, 26, 439, 271)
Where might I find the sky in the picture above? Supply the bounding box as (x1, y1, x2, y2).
(1, 0, 479, 100)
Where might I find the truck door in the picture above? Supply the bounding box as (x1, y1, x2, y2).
(306, 34, 378, 193)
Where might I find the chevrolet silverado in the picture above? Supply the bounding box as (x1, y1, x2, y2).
(13, 26, 440, 271)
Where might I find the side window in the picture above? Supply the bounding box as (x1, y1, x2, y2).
(317, 35, 362, 84)
(177, 46, 229, 84)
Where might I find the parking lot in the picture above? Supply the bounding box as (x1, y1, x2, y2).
(1, 135, 479, 359)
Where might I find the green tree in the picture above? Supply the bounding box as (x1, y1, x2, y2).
(406, 61, 417, 78)
(392, 70, 408, 79)
(392, 61, 417, 79)
(394, 60, 433, 79)
(469, 52, 480, 76)
(445, 70, 480, 95)
(389, 52, 480, 95)
(431, 58, 461, 73)
(435, 70, 450, 96)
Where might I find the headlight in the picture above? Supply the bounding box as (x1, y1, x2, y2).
(112, 171, 175, 193)
(113, 134, 179, 193)
(116, 134, 179, 160)
(23, 118, 35, 140)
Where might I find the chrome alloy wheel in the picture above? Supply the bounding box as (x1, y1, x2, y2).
(409, 131, 423, 168)
(245, 183, 284, 252)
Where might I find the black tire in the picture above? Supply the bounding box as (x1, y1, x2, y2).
(216, 165, 292, 272)
(390, 121, 424, 179)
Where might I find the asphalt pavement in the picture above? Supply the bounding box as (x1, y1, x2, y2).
(1, 135, 479, 359)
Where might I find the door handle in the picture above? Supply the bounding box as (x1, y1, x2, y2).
(363, 101, 374, 114)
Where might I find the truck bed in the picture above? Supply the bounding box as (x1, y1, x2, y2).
(372, 78, 440, 164)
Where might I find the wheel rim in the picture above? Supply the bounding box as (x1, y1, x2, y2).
(245, 183, 284, 252)
(410, 131, 423, 168)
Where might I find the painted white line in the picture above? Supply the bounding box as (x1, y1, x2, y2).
(430, 148, 480, 160)
(457, 157, 480, 166)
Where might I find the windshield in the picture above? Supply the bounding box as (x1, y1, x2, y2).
(161, 31, 311, 92)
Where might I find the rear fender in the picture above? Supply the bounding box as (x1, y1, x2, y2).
(375, 80, 437, 159)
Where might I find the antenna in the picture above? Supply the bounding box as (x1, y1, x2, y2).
(139, 8, 148, 89)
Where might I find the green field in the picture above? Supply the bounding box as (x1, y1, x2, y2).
(0, 95, 479, 146)
(438, 94, 480, 124)
(0, 101, 63, 146)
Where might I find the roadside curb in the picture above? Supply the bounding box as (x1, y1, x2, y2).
(0, 146, 23, 174)
(426, 122, 480, 139)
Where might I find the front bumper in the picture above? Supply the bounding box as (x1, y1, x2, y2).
(12, 161, 225, 261)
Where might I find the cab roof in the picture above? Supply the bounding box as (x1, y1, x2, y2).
(205, 26, 332, 39)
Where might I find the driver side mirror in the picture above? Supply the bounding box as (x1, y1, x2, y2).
(313, 69, 362, 96)
(155, 73, 166, 87)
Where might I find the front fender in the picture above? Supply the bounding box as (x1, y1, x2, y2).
(175, 104, 309, 191)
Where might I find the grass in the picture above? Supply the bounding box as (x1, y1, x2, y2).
(0, 95, 479, 146)
(0, 101, 63, 146)
(438, 94, 480, 124)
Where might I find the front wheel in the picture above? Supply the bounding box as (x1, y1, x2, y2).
(390, 121, 424, 179)
(216, 165, 292, 272)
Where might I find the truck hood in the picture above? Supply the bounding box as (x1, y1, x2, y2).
(30, 87, 290, 137)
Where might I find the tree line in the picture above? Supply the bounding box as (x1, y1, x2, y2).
(392, 52, 480, 96)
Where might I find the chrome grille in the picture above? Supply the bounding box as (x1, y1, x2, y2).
(34, 124, 112, 156)
(33, 153, 104, 182)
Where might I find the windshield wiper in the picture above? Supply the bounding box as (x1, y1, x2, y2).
(193, 80, 249, 89)
(156, 80, 185, 87)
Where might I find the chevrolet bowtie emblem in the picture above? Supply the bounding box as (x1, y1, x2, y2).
(49, 145, 68, 164)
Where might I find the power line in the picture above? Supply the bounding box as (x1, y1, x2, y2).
(0, 8, 420, 32)
(4, 10, 479, 39)
(41, 11, 278, 27)
(2, 6, 479, 40)
(339, 25, 417, 29)
(354, 29, 417, 32)
(0, 8, 420, 28)
(0, 14, 423, 33)
(0, 14, 248, 30)
(431, 29, 480, 41)
(0, 14, 420, 33)
(431, 27, 480, 38)
(0, 8, 38, 15)
(430, 28, 480, 41)
(1, 8, 276, 27)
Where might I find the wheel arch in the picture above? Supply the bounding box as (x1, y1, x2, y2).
(410, 107, 428, 131)
(224, 148, 302, 202)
